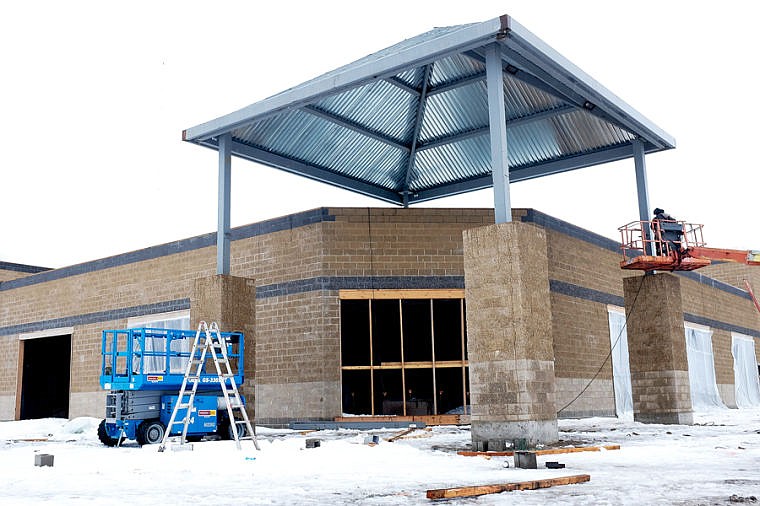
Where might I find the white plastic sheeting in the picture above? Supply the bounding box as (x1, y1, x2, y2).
(731, 333, 760, 407)
(139, 316, 191, 373)
(685, 326, 724, 410)
(607, 309, 633, 419)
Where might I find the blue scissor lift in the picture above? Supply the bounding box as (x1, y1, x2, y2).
(98, 327, 246, 446)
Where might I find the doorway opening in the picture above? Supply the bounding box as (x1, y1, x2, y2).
(340, 290, 468, 417)
(19, 334, 72, 419)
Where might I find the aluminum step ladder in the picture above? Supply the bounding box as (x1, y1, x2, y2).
(158, 321, 260, 452)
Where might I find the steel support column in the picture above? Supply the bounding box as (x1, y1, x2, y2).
(485, 43, 511, 223)
(632, 138, 653, 255)
(217, 133, 232, 275)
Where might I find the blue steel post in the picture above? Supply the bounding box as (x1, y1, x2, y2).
(632, 138, 653, 255)
(485, 43, 511, 223)
(217, 133, 232, 275)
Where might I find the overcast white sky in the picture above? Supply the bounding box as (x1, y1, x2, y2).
(2, 1, 759, 268)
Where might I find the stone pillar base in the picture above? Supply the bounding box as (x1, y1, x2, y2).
(635, 412, 693, 425)
(472, 419, 559, 449)
(191, 274, 256, 418)
(624, 273, 693, 425)
(463, 222, 558, 446)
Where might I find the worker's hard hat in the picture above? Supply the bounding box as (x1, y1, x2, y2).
(653, 208, 664, 215)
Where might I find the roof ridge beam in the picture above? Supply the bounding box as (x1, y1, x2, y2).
(302, 105, 410, 152)
(402, 64, 433, 207)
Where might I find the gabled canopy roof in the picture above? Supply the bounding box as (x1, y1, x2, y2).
(184, 15, 674, 206)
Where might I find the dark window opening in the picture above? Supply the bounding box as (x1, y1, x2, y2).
(375, 369, 403, 415)
(341, 370, 372, 415)
(405, 368, 433, 415)
(435, 367, 466, 414)
(340, 300, 370, 366)
(372, 300, 401, 364)
(340, 295, 468, 416)
(434, 299, 464, 361)
(20, 335, 71, 419)
(402, 300, 432, 362)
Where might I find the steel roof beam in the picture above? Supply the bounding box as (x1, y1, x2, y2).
(417, 104, 576, 152)
(409, 143, 651, 204)
(302, 105, 410, 152)
(385, 76, 421, 95)
(199, 139, 403, 205)
(402, 64, 433, 207)
(462, 49, 578, 109)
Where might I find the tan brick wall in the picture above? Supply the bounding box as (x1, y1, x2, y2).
(0, 269, 33, 282)
(2, 207, 759, 425)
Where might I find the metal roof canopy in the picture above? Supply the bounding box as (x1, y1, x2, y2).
(184, 14, 675, 274)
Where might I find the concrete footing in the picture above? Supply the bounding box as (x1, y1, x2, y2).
(463, 222, 558, 446)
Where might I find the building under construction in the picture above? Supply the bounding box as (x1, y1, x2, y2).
(2, 15, 759, 445)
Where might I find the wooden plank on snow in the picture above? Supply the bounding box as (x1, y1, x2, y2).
(457, 444, 620, 457)
(426, 474, 591, 500)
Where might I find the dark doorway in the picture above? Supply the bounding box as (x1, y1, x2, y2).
(20, 335, 71, 419)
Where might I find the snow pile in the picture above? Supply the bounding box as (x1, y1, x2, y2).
(1, 409, 759, 505)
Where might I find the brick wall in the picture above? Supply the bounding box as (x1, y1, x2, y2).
(1, 207, 758, 424)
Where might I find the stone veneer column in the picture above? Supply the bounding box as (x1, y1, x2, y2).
(624, 273, 693, 424)
(463, 222, 558, 447)
(191, 275, 256, 417)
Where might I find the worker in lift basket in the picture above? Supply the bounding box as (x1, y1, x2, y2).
(652, 208, 682, 255)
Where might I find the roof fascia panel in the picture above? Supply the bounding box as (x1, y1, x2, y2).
(184, 17, 508, 142)
(505, 18, 675, 149)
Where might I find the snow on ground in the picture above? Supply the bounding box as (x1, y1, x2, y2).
(1, 409, 759, 505)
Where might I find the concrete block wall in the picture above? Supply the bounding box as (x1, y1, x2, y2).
(2, 206, 759, 425)
(539, 213, 638, 417)
(678, 272, 760, 408)
(0, 262, 50, 283)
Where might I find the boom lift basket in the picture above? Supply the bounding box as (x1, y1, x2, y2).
(618, 220, 709, 271)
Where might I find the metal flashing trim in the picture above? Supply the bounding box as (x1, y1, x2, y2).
(549, 279, 625, 307)
(0, 208, 335, 292)
(256, 275, 465, 299)
(0, 261, 51, 274)
(521, 209, 621, 253)
(0, 299, 191, 337)
(684, 313, 760, 339)
(523, 209, 750, 300)
(551, 279, 759, 338)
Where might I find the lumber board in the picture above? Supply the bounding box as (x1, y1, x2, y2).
(385, 427, 417, 442)
(426, 474, 590, 499)
(457, 444, 620, 457)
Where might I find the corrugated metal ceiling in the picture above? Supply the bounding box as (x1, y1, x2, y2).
(186, 15, 674, 205)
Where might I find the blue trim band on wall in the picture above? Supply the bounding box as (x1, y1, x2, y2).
(522, 209, 750, 300)
(0, 208, 334, 292)
(0, 261, 51, 274)
(256, 275, 465, 298)
(0, 299, 190, 337)
(5, 277, 758, 339)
